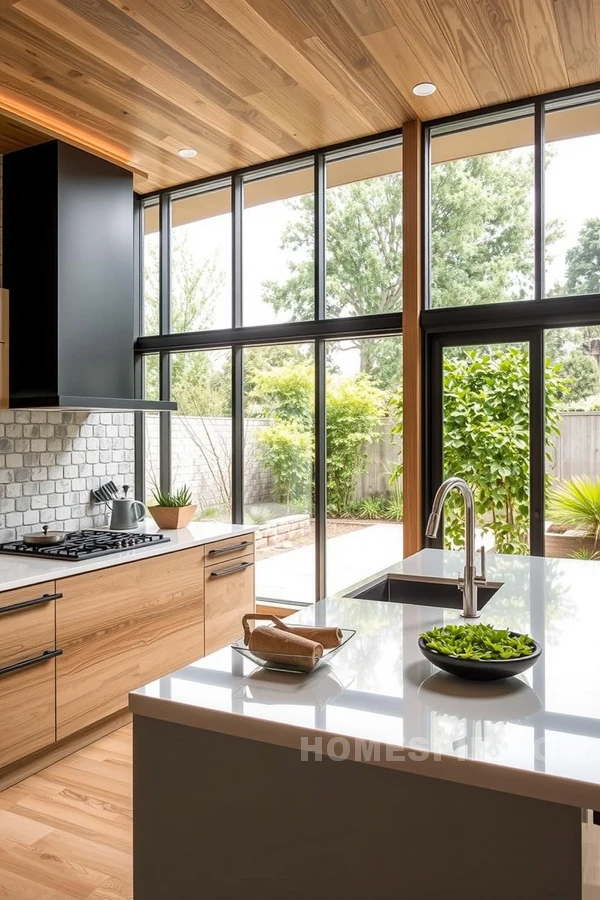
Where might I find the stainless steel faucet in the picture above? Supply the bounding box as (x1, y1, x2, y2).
(425, 477, 486, 618)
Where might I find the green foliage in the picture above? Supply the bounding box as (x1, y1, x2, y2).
(260, 152, 563, 382)
(251, 364, 313, 429)
(569, 547, 600, 561)
(356, 497, 386, 520)
(562, 217, 600, 296)
(442, 348, 566, 553)
(549, 477, 600, 545)
(144, 232, 230, 414)
(430, 152, 540, 307)
(245, 505, 273, 525)
(195, 506, 220, 521)
(421, 623, 535, 661)
(256, 422, 312, 510)
(385, 484, 404, 521)
(559, 351, 599, 404)
(391, 347, 567, 554)
(151, 485, 193, 508)
(326, 376, 386, 516)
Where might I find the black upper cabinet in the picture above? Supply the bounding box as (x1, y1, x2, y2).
(2, 140, 174, 410)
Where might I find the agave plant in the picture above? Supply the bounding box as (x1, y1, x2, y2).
(548, 477, 600, 546)
(569, 546, 600, 561)
(151, 485, 193, 508)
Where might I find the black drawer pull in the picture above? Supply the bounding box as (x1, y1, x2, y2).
(209, 561, 253, 579)
(0, 648, 63, 679)
(0, 592, 62, 616)
(208, 541, 252, 557)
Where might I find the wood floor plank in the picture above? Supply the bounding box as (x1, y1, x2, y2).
(0, 727, 133, 899)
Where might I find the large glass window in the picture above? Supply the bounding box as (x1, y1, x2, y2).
(170, 349, 232, 523)
(170, 186, 232, 332)
(243, 344, 315, 604)
(144, 354, 160, 504)
(325, 143, 402, 317)
(545, 326, 600, 560)
(430, 113, 535, 308)
(545, 101, 600, 298)
(242, 165, 314, 326)
(142, 200, 159, 335)
(325, 336, 402, 595)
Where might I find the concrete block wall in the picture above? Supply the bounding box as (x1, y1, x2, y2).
(0, 410, 135, 543)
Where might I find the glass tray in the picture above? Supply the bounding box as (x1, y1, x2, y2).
(231, 628, 356, 675)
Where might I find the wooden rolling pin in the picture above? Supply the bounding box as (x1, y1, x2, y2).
(247, 625, 323, 672)
(242, 613, 343, 649)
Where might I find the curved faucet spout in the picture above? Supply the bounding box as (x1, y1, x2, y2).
(425, 477, 483, 618)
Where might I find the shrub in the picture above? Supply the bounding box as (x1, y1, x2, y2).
(385, 483, 403, 521)
(549, 476, 600, 546)
(326, 375, 386, 517)
(356, 497, 386, 520)
(390, 347, 567, 553)
(256, 422, 312, 510)
(253, 366, 387, 518)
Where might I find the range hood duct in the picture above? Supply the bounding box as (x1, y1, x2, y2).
(2, 140, 175, 411)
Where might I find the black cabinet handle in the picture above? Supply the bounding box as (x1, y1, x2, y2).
(0, 592, 62, 616)
(208, 541, 252, 557)
(209, 561, 253, 579)
(0, 648, 63, 679)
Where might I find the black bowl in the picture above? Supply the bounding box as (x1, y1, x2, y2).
(418, 634, 542, 682)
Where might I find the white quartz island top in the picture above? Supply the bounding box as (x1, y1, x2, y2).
(131, 549, 600, 809)
(0, 521, 254, 591)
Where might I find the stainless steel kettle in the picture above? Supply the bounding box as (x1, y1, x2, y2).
(109, 485, 148, 530)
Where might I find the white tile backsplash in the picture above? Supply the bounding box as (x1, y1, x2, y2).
(0, 410, 134, 542)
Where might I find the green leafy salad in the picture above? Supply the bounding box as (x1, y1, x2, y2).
(420, 623, 536, 661)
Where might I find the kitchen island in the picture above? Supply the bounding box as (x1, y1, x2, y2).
(131, 549, 600, 899)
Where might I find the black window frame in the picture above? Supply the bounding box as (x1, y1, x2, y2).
(422, 82, 600, 557)
(135, 131, 405, 605)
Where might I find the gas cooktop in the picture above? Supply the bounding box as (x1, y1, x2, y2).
(0, 530, 170, 561)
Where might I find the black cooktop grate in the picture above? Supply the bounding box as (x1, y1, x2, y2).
(0, 530, 170, 561)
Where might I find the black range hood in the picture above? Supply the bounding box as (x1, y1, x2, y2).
(2, 140, 175, 411)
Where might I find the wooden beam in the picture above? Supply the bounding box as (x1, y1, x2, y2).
(402, 119, 423, 559)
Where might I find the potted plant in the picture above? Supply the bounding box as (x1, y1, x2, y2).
(149, 486, 197, 530)
(547, 476, 600, 558)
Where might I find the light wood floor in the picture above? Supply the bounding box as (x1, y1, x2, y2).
(0, 724, 598, 899)
(0, 726, 132, 899)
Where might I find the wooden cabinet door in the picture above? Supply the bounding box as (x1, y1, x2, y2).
(204, 555, 255, 655)
(0, 582, 57, 767)
(138, 547, 205, 684)
(56, 566, 140, 740)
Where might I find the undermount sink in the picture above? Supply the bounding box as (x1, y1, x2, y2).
(344, 573, 501, 611)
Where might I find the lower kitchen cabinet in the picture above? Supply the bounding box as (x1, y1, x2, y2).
(56, 567, 140, 740)
(204, 554, 255, 655)
(56, 547, 207, 740)
(0, 582, 58, 768)
(0, 536, 254, 772)
(138, 546, 205, 683)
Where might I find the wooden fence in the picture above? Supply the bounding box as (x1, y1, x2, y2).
(549, 412, 600, 482)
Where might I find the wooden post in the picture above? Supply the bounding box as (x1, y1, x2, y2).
(402, 120, 423, 558)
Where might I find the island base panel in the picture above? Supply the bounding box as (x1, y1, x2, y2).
(133, 716, 582, 900)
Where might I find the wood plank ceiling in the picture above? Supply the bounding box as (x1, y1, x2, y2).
(0, 0, 598, 193)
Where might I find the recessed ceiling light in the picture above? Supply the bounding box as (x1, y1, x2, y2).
(412, 82, 437, 96)
(177, 148, 197, 158)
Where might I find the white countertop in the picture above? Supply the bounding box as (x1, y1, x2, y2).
(0, 521, 255, 591)
(131, 549, 600, 809)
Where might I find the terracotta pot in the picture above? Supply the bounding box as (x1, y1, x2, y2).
(149, 505, 197, 530)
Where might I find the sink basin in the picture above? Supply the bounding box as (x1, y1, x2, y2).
(344, 574, 501, 611)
